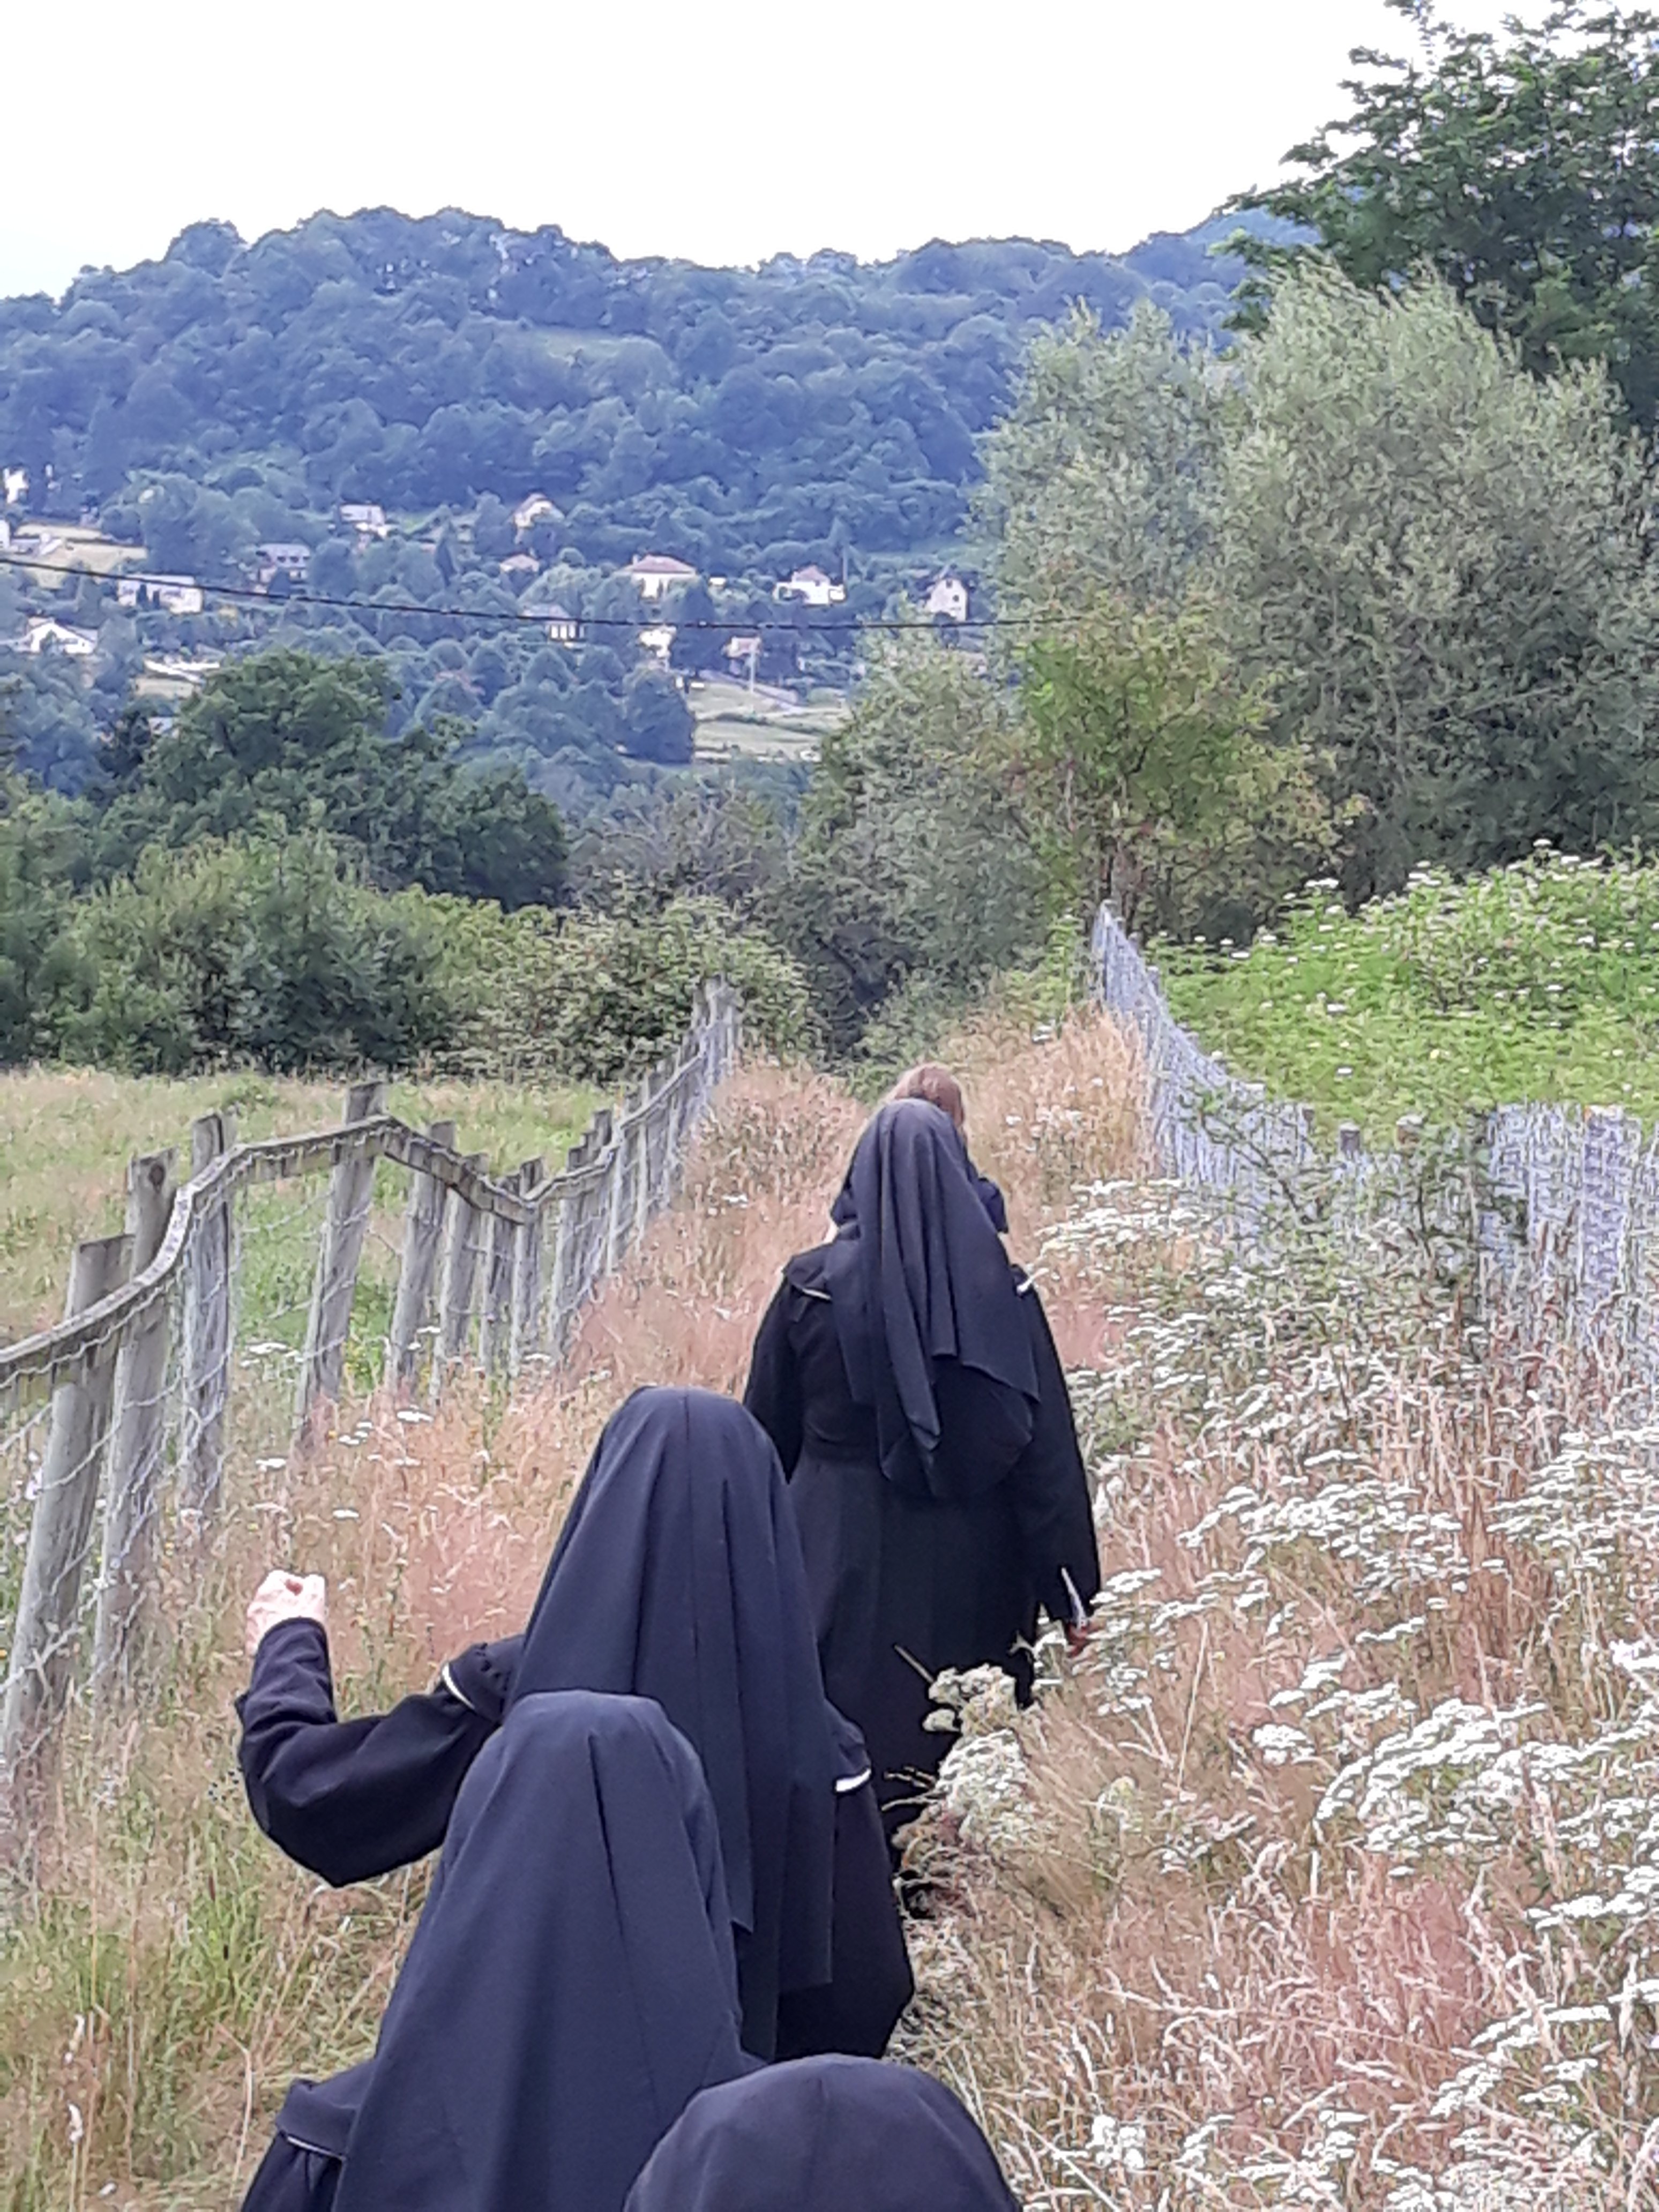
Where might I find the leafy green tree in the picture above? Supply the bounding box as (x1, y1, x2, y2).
(621, 668, 695, 764)
(59, 831, 453, 1074)
(95, 651, 567, 907)
(1214, 264, 1659, 899)
(0, 775, 90, 1062)
(790, 635, 1043, 1050)
(576, 779, 788, 919)
(1014, 597, 1335, 938)
(977, 302, 1225, 615)
(1236, 2, 1659, 425)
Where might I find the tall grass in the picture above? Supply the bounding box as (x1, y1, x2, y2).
(0, 1014, 1144, 2209)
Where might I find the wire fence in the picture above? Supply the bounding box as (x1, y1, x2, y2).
(1090, 902, 1659, 1371)
(0, 982, 741, 1855)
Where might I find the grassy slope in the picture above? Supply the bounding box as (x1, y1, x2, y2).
(0, 1068, 596, 1343)
(0, 1017, 1141, 2209)
(1159, 853, 1659, 1141)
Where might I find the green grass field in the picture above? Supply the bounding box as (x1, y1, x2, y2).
(0, 1066, 597, 1344)
(1158, 851, 1659, 1141)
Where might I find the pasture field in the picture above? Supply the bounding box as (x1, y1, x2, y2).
(1160, 850, 1659, 1140)
(0, 1066, 596, 1346)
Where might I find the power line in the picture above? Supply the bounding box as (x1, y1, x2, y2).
(0, 548, 1049, 636)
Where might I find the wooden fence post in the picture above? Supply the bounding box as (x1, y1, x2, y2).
(1, 1231, 132, 1831)
(606, 1090, 640, 1274)
(508, 1159, 545, 1376)
(182, 1109, 236, 1525)
(91, 1150, 177, 1698)
(435, 1153, 489, 1386)
(388, 1119, 456, 1393)
(295, 1082, 386, 1441)
(480, 1168, 522, 1377)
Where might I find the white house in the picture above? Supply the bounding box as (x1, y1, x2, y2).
(622, 552, 697, 601)
(499, 552, 540, 580)
(143, 654, 222, 689)
(925, 572, 969, 624)
(117, 573, 204, 615)
(542, 603, 579, 644)
(3, 468, 27, 506)
(774, 564, 845, 608)
(17, 617, 96, 656)
(513, 494, 563, 535)
(638, 623, 676, 665)
(724, 633, 762, 682)
(256, 542, 311, 584)
(340, 502, 390, 539)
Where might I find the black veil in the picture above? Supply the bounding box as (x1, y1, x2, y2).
(625, 2056, 1020, 2212)
(822, 1100, 1038, 1498)
(506, 1385, 840, 2057)
(333, 1690, 750, 2212)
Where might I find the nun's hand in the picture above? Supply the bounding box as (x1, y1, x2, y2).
(1064, 1621, 1093, 1658)
(246, 1569, 328, 1657)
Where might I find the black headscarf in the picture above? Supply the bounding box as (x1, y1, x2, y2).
(823, 1100, 1037, 1499)
(333, 1691, 751, 2212)
(506, 1386, 840, 2058)
(625, 2057, 1021, 2212)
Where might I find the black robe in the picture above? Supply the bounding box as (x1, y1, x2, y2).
(625, 2056, 1021, 2212)
(242, 1691, 752, 2212)
(744, 1250, 1099, 1834)
(237, 1393, 911, 2061)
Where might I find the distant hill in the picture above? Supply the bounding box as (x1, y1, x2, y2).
(0, 207, 1267, 579)
(0, 206, 1274, 808)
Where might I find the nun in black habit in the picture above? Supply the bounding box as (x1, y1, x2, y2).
(744, 1098, 1101, 1837)
(625, 2056, 1021, 2212)
(241, 1690, 752, 2212)
(237, 1387, 910, 2062)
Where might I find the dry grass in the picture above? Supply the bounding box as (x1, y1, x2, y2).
(0, 1019, 1144, 2210)
(897, 1188, 1659, 2208)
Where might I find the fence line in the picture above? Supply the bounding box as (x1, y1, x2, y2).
(1089, 903, 1659, 1371)
(0, 981, 742, 1851)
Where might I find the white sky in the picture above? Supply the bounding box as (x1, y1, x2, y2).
(4, 1, 1523, 297)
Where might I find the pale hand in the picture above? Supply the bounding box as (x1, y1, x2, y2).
(246, 1570, 328, 1657)
(1065, 1622, 1093, 1658)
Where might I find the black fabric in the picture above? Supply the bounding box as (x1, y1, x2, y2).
(325, 1691, 752, 2212)
(239, 2131, 342, 2212)
(237, 1621, 521, 1887)
(746, 1262, 1098, 1836)
(774, 1768, 912, 2061)
(506, 1385, 840, 2059)
(821, 1101, 1037, 1498)
(625, 2057, 1020, 2212)
(973, 1172, 1010, 1236)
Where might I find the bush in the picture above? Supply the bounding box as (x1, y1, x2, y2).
(57, 832, 455, 1074)
(446, 893, 819, 1086)
(1158, 848, 1659, 1138)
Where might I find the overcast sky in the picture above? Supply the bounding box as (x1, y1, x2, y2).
(4, 1, 1524, 297)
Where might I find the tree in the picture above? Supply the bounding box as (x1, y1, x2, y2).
(1014, 597, 1335, 939)
(1236, 2, 1659, 425)
(1214, 265, 1659, 900)
(0, 774, 89, 1063)
(95, 651, 567, 907)
(789, 635, 1043, 1050)
(622, 668, 695, 764)
(977, 302, 1225, 617)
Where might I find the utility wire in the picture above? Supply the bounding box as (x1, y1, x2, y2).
(0, 548, 1052, 636)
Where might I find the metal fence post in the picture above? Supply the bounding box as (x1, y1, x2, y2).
(388, 1119, 457, 1392)
(92, 1150, 177, 1699)
(296, 1082, 387, 1440)
(182, 1109, 236, 1525)
(1, 1231, 133, 1833)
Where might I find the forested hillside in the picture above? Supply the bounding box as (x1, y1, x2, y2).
(2, 207, 1256, 575)
(0, 206, 1268, 806)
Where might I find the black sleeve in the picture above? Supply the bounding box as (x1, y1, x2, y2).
(774, 1782, 914, 2061)
(743, 1279, 805, 1476)
(235, 1619, 516, 1887)
(1008, 1288, 1101, 1626)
